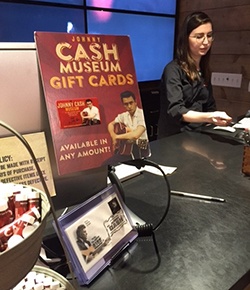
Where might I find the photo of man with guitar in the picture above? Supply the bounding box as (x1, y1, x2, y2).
(107, 90, 150, 165)
(80, 98, 101, 126)
(76, 224, 96, 263)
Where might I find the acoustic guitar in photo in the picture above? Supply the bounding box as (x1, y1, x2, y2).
(81, 245, 96, 262)
(81, 111, 90, 126)
(80, 237, 110, 263)
(113, 122, 133, 155)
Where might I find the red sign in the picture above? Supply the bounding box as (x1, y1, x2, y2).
(35, 32, 150, 175)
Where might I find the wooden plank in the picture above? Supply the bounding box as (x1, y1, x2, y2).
(208, 6, 250, 31)
(178, 6, 250, 36)
(179, 0, 250, 12)
(212, 31, 250, 55)
(211, 55, 250, 79)
(215, 98, 249, 119)
(213, 86, 249, 102)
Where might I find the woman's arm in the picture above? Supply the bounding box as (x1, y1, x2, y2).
(183, 110, 232, 126)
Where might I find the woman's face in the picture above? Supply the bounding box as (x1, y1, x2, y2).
(188, 22, 213, 60)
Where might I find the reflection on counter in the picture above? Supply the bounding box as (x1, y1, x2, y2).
(181, 133, 226, 170)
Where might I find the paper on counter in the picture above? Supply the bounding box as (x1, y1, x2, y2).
(107, 163, 177, 184)
(107, 163, 142, 184)
(233, 117, 250, 129)
(213, 126, 236, 132)
(143, 164, 177, 176)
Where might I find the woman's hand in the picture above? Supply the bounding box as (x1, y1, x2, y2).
(211, 111, 232, 126)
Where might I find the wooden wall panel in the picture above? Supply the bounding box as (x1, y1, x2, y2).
(211, 55, 250, 77)
(214, 98, 248, 119)
(178, 0, 250, 120)
(212, 31, 250, 55)
(179, 0, 250, 12)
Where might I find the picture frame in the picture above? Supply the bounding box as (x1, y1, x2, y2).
(55, 184, 138, 285)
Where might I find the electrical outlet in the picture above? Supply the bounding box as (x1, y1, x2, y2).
(211, 72, 242, 88)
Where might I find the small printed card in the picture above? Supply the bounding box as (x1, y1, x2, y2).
(0, 132, 56, 196)
(56, 97, 101, 129)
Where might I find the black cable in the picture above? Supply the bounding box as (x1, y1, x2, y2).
(134, 223, 154, 237)
(108, 165, 126, 201)
(122, 158, 171, 233)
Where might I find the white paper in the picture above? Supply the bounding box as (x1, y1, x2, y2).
(107, 163, 177, 183)
(143, 164, 177, 176)
(233, 117, 250, 129)
(213, 126, 236, 132)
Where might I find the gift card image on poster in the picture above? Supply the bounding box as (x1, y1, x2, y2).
(56, 97, 101, 129)
(55, 184, 138, 285)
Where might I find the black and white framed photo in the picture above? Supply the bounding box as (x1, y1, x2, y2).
(55, 185, 138, 285)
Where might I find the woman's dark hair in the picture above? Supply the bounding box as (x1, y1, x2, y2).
(176, 11, 213, 83)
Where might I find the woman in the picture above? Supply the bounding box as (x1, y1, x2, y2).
(158, 11, 232, 138)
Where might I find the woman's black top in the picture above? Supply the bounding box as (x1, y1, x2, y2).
(157, 60, 216, 138)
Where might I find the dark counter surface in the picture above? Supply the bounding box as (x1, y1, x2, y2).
(48, 131, 250, 290)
